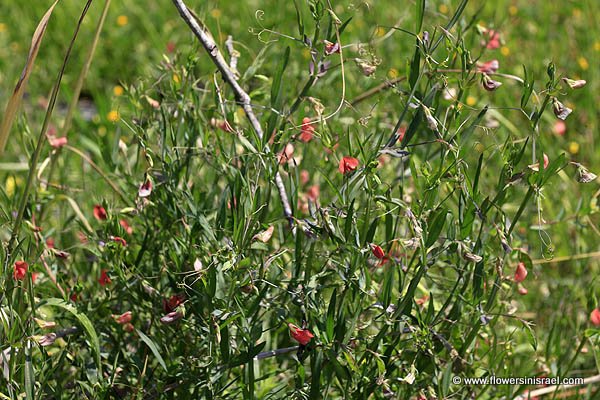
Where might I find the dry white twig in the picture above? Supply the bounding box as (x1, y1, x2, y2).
(171, 0, 293, 224)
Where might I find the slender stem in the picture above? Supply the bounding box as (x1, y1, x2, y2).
(508, 185, 534, 236)
(5, 0, 94, 270)
(171, 0, 293, 224)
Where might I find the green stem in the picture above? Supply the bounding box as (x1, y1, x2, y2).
(5, 0, 93, 270)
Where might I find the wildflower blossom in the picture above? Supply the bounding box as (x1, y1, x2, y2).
(339, 156, 359, 174)
(370, 243, 385, 259)
(590, 308, 600, 326)
(300, 117, 315, 142)
(93, 205, 107, 221)
(13, 261, 28, 281)
(514, 262, 528, 283)
(113, 311, 132, 324)
(99, 269, 111, 286)
(288, 323, 314, 345)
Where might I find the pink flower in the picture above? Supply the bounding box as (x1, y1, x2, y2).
(48, 136, 68, 149)
(300, 170, 310, 185)
(288, 323, 314, 346)
(518, 285, 528, 295)
(160, 311, 183, 325)
(278, 143, 295, 165)
(339, 156, 359, 174)
(300, 117, 315, 142)
(307, 185, 320, 202)
(590, 308, 600, 327)
(324, 40, 340, 55)
(396, 127, 406, 143)
(477, 59, 499, 74)
(553, 120, 567, 136)
(138, 180, 153, 198)
(113, 311, 132, 324)
(485, 29, 501, 49)
(93, 205, 107, 221)
(119, 219, 133, 235)
(514, 262, 528, 283)
(13, 261, 28, 281)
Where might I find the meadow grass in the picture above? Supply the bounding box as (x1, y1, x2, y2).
(0, 0, 599, 398)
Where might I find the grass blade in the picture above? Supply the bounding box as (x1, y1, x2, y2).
(42, 298, 102, 377)
(0, 0, 60, 154)
(135, 329, 168, 372)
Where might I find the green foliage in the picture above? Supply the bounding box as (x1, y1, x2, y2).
(0, 0, 599, 398)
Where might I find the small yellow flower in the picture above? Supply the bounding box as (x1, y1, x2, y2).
(508, 6, 518, 16)
(594, 41, 600, 51)
(6, 176, 22, 197)
(98, 126, 107, 136)
(107, 110, 120, 122)
(375, 27, 386, 38)
(578, 56, 589, 70)
(466, 96, 477, 106)
(572, 8, 582, 18)
(500, 46, 510, 56)
(0, 23, 7, 33)
(172, 73, 180, 84)
(116, 15, 128, 27)
(568, 141, 580, 155)
(113, 85, 124, 97)
(387, 68, 399, 79)
(438, 4, 449, 14)
(302, 48, 311, 59)
(210, 9, 221, 18)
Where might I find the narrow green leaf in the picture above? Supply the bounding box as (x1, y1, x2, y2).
(136, 329, 168, 372)
(42, 298, 102, 377)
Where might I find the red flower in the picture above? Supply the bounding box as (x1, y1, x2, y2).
(46, 237, 55, 249)
(288, 323, 314, 346)
(166, 41, 176, 53)
(98, 269, 111, 286)
(300, 117, 315, 142)
(111, 236, 127, 247)
(514, 262, 528, 283)
(396, 126, 406, 143)
(300, 117, 315, 143)
(339, 156, 359, 174)
(70, 291, 78, 302)
(113, 311, 132, 324)
(123, 323, 135, 332)
(93, 205, 107, 221)
(138, 180, 153, 198)
(485, 29, 501, 49)
(163, 293, 186, 313)
(13, 261, 28, 281)
(370, 243, 385, 259)
(119, 219, 133, 235)
(590, 308, 600, 327)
